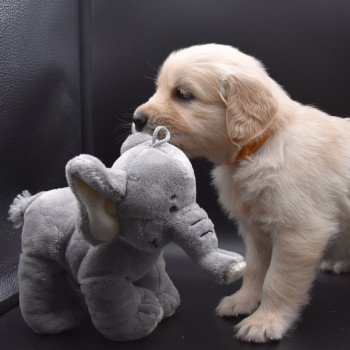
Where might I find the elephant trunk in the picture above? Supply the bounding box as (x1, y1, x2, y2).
(166, 204, 243, 284)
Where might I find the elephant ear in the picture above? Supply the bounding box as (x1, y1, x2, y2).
(66, 154, 127, 244)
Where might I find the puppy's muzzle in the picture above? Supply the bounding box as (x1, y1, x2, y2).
(132, 112, 148, 131)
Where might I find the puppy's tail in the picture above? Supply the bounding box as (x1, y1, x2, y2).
(8, 190, 44, 229)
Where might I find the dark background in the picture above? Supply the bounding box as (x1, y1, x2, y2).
(1, 0, 350, 349)
(0, 0, 81, 312)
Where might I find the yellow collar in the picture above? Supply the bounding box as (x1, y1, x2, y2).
(228, 130, 273, 165)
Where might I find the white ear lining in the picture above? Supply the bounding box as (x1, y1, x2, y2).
(74, 177, 120, 242)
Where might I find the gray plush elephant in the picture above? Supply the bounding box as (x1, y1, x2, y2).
(8, 126, 245, 341)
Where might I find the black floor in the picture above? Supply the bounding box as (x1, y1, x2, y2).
(1, 237, 350, 350)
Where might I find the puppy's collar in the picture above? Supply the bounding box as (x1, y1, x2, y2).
(228, 130, 273, 165)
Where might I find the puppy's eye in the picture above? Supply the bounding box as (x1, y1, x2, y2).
(175, 89, 193, 101)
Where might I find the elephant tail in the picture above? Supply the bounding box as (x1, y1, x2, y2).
(8, 190, 44, 228)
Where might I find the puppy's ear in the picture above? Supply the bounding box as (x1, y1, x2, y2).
(223, 72, 277, 146)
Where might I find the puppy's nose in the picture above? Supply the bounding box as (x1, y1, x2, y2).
(132, 112, 148, 131)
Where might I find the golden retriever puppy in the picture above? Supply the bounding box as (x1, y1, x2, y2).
(132, 44, 350, 343)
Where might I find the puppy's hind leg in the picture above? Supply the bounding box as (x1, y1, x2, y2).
(321, 197, 350, 274)
(321, 232, 350, 274)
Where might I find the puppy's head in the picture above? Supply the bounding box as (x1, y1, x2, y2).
(134, 44, 280, 163)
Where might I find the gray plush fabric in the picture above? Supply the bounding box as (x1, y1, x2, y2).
(8, 127, 245, 341)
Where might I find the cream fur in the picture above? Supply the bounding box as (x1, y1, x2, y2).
(134, 43, 350, 343)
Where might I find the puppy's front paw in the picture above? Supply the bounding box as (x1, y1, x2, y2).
(235, 311, 288, 343)
(216, 289, 259, 317)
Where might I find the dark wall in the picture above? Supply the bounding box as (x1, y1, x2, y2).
(0, 0, 82, 312)
(87, 0, 350, 225)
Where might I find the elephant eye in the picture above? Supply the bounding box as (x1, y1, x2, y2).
(169, 205, 178, 212)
